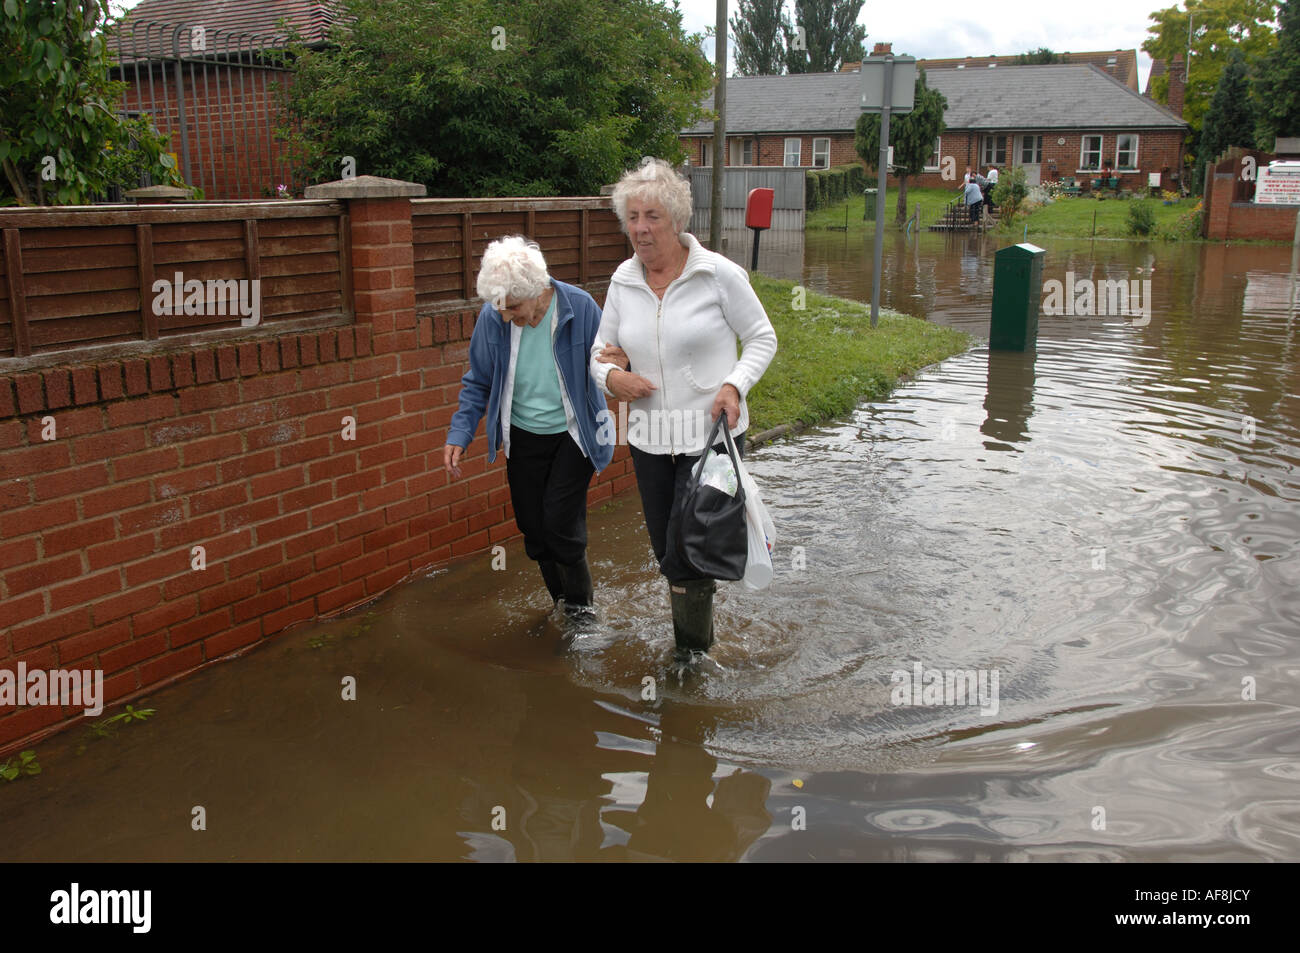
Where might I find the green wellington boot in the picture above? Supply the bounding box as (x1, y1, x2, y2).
(538, 560, 565, 604)
(669, 579, 716, 656)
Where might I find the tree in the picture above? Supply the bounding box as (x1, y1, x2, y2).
(0, 0, 181, 205)
(1015, 47, 1059, 64)
(731, 0, 790, 75)
(280, 0, 712, 197)
(785, 0, 866, 74)
(1200, 47, 1256, 164)
(1143, 0, 1278, 132)
(1254, 0, 1300, 148)
(854, 67, 946, 224)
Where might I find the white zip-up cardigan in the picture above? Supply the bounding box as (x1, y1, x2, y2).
(589, 232, 778, 456)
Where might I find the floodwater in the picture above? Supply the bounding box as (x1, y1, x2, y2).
(3, 229, 1298, 862)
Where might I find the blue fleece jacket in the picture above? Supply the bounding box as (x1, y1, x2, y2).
(446, 279, 614, 472)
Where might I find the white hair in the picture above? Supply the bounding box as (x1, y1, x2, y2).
(476, 235, 550, 309)
(611, 157, 693, 235)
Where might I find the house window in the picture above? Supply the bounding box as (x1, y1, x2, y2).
(743, 138, 756, 165)
(1020, 135, 1042, 164)
(1116, 134, 1139, 170)
(812, 138, 830, 169)
(784, 138, 802, 167)
(700, 140, 712, 167)
(1080, 135, 1103, 169)
(982, 135, 1007, 166)
(924, 136, 941, 172)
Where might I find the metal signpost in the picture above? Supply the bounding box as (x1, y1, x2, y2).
(860, 54, 916, 327)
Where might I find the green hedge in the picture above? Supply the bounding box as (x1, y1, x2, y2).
(805, 163, 871, 212)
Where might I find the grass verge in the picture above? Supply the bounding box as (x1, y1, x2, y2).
(745, 273, 972, 437)
(807, 190, 1206, 240)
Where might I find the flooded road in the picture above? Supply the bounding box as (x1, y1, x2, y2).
(3, 231, 1298, 861)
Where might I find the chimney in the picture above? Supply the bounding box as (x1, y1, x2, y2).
(872, 42, 892, 55)
(1167, 55, 1185, 118)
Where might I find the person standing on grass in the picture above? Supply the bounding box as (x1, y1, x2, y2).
(444, 236, 613, 618)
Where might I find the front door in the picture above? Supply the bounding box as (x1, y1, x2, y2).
(1018, 135, 1043, 186)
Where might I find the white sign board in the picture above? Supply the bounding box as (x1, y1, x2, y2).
(859, 56, 917, 113)
(1256, 163, 1300, 205)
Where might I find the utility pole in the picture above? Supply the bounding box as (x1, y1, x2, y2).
(710, 0, 727, 251)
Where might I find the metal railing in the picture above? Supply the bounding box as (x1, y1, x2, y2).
(108, 19, 296, 199)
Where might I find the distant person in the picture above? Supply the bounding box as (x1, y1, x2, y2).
(985, 166, 999, 211)
(963, 177, 984, 223)
(444, 236, 614, 617)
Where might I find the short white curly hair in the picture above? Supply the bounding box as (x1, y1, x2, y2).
(476, 235, 550, 310)
(611, 157, 693, 235)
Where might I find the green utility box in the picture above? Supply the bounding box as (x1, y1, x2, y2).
(863, 188, 877, 221)
(989, 243, 1045, 351)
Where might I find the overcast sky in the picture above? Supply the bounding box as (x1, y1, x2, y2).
(678, 0, 1164, 89)
(112, 0, 1169, 90)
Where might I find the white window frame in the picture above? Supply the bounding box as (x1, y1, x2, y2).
(1080, 135, 1103, 171)
(812, 137, 830, 169)
(700, 140, 712, 167)
(783, 138, 802, 167)
(742, 137, 756, 166)
(1019, 134, 1042, 164)
(1115, 134, 1139, 171)
(982, 135, 1007, 166)
(924, 136, 941, 172)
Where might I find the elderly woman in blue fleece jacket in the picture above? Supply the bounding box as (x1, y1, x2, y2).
(444, 236, 614, 616)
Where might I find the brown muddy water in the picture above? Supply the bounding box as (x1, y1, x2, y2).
(2, 230, 1298, 862)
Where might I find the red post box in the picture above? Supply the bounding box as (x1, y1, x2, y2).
(745, 188, 775, 229)
(744, 187, 776, 270)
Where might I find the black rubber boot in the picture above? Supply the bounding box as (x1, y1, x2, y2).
(670, 579, 715, 656)
(538, 560, 564, 604)
(557, 555, 594, 616)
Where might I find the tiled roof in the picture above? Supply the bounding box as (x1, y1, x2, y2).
(683, 63, 1187, 135)
(115, 0, 338, 47)
(842, 49, 1140, 91)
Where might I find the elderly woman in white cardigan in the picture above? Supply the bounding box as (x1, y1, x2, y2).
(590, 158, 777, 659)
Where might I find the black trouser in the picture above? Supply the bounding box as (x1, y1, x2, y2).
(968, 200, 983, 222)
(505, 426, 594, 566)
(629, 430, 745, 584)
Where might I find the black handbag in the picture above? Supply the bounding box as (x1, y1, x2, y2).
(675, 414, 748, 580)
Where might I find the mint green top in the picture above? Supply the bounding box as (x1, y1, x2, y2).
(510, 294, 568, 434)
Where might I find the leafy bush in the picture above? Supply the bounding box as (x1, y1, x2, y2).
(1157, 204, 1203, 240)
(990, 166, 1028, 216)
(1127, 200, 1156, 235)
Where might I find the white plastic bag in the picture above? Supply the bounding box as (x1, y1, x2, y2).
(698, 449, 739, 496)
(735, 456, 776, 590)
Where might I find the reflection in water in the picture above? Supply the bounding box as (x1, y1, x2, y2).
(982, 350, 1037, 451)
(2, 230, 1299, 861)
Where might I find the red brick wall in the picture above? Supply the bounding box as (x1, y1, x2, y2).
(682, 134, 859, 169)
(0, 194, 638, 754)
(121, 67, 297, 200)
(1204, 170, 1300, 240)
(686, 129, 1185, 195)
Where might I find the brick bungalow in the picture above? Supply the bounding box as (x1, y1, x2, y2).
(681, 46, 1189, 193)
